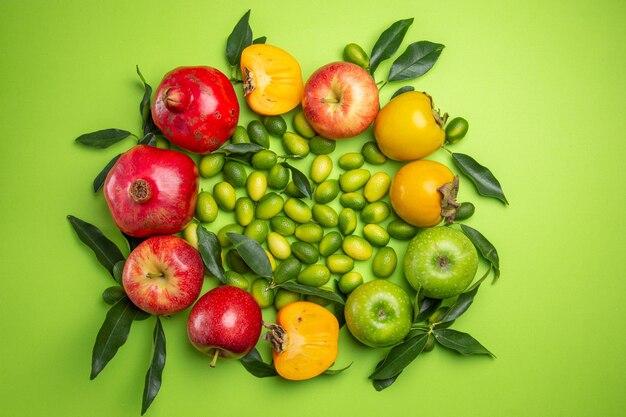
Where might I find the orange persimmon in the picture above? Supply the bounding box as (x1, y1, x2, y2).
(240, 44, 303, 115)
(265, 301, 339, 380)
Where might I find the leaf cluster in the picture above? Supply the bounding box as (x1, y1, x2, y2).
(370, 285, 494, 391)
(67, 215, 165, 414)
(369, 18, 444, 87)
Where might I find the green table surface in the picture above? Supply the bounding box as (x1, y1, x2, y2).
(1, 0, 625, 416)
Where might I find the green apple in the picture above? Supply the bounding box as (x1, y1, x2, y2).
(344, 280, 412, 348)
(404, 226, 478, 299)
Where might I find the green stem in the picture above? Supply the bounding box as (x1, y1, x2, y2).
(230, 65, 243, 84)
(278, 154, 304, 161)
(209, 349, 220, 368)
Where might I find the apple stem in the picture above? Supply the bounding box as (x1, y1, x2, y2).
(146, 272, 164, 279)
(209, 349, 220, 368)
(321, 98, 340, 104)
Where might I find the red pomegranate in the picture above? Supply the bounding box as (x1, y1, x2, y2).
(151, 66, 239, 154)
(187, 286, 263, 366)
(104, 145, 199, 238)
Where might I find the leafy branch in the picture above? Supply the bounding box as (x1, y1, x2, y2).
(368, 18, 444, 92)
(69, 215, 165, 414)
(370, 284, 494, 390)
(74, 67, 165, 192)
(226, 10, 266, 82)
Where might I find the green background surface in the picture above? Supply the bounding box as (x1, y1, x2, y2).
(1, 0, 625, 416)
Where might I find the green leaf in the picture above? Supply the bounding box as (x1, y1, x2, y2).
(369, 18, 414, 75)
(323, 362, 352, 375)
(372, 359, 401, 391)
(253, 36, 266, 44)
(93, 154, 121, 192)
(197, 225, 226, 283)
(332, 280, 346, 327)
(414, 294, 441, 323)
(388, 41, 445, 82)
(90, 297, 137, 379)
(451, 153, 508, 204)
(219, 142, 264, 154)
(134, 310, 151, 321)
(240, 348, 277, 377)
(278, 281, 346, 305)
(101, 288, 149, 316)
(334, 302, 346, 328)
(67, 215, 125, 277)
(225, 153, 254, 166)
(390, 86, 415, 100)
(122, 232, 145, 252)
(137, 132, 158, 147)
(433, 328, 495, 357)
(460, 224, 501, 281)
(143, 113, 161, 136)
(227, 233, 273, 278)
(226, 9, 253, 67)
(436, 285, 480, 326)
(281, 162, 312, 198)
(75, 129, 132, 148)
(102, 286, 126, 305)
(369, 332, 429, 380)
(136, 65, 152, 131)
(141, 317, 166, 415)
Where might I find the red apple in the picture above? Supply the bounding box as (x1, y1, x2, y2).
(122, 235, 204, 315)
(302, 61, 379, 140)
(187, 286, 262, 367)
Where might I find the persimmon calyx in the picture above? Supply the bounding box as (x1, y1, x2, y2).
(438, 175, 460, 224)
(422, 91, 448, 128)
(242, 67, 255, 96)
(262, 321, 288, 353)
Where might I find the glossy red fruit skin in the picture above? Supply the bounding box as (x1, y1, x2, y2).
(302, 61, 379, 140)
(187, 286, 262, 360)
(152, 66, 239, 154)
(123, 235, 204, 315)
(104, 145, 199, 238)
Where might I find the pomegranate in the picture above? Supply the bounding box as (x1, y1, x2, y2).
(152, 66, 239, 154)
(104, 145, 199, 237)
(187, 286, 262, 367)
(123, 235, 204, 315)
